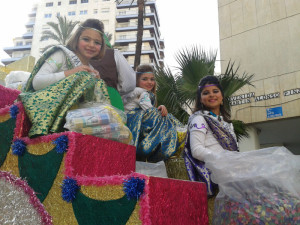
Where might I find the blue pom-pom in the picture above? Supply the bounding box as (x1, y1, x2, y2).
(123, 177, 145, 200)
(61, 177, 80, 202)
(9, 105, 19, 119)
(12, 139, 27, 156)
(53, 135, 68, 154)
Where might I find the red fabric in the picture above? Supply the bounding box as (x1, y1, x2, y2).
(0, 85, 20, 108)
(148, 177, 209, 225)
(14, 102, 31, 139)
(65, 133, 136, 178)
(0, 102, 31, 139)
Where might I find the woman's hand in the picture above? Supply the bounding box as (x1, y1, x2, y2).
(64, 65, 99, 78)
(158, 105, 168, 116)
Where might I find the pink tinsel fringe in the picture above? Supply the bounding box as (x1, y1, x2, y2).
(0, 171, 53, 225)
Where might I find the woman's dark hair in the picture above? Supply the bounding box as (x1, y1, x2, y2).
(194, 75, 231, 122)
(136, 64, 156, 94)
(66, 19, 106, 60)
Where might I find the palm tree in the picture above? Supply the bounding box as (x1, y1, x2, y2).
(155, 46, 254, 140)
(40, 16, 79, 52)
(134, 0, 145, 69)
(116, 0, 146, 69)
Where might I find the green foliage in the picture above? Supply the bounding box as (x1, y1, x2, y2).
(40, 16, 79, 52)
(155, 45, 254, 139)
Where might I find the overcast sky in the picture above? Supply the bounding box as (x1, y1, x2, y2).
(0, 0, 220, 72)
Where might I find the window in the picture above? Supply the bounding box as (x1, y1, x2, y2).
(69, 0, 77, 4)
(44, 13, 52, 18)
(120, 35, 126, 40)
(80, 10, 88, 15)
(25, 41, 32, 45)
(46, 2, 53, 7)
(81, 0, 88, 3)
(57, 12, 60, 17)
(102, 0, 110, 1)
(101, 7, 109, 13)
(93, 9, 98, 14)
(68, 11, 76, 16)
(16, 42, 23, 46)
(58, 1, 61, 5)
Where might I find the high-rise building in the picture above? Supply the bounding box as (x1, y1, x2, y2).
(2, 5, 37, 65)
(2, 0, 164, 68)
(218, 0, 300, 154)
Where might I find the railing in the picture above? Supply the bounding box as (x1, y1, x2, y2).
(117, 9, 153, 16)
(116, 46, 155, 52)
(116, 34, 154, 40)
(116, 21, 153, 28)
(117, 0, 155, 5)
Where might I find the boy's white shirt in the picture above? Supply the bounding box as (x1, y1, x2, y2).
(123, 87, 153, 113)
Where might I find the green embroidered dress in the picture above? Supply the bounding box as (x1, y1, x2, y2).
(19, 45, 116, 137)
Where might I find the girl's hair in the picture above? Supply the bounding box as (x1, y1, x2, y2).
(194, 75, 231, 122)
(136, 64, 156, 94)
(66, 19, 106, 60)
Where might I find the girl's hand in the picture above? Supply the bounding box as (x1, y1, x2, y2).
(90, 69, 101, 79)
(64, 65, 96, 77)
(158, 105, 168, 116)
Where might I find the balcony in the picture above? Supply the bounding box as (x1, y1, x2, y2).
(22, 32, 33, 39)
(3, 45, 32, 55)
(116, 0, 155, 9)
(1, 57, 22, 66)
(159, 39, 165, 49)
(25, 21, 35, 28)
(117, 45, 159, 66)
(116, 11, 159, 26)
(28, 10, 37, 17)
(159, 48, 164, 58)
(116, 34, 160, 56)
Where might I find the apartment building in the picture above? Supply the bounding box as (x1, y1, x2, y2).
(2, 5, 37, 65)
(218, 0, 300, 154)
(2, 0, 164, 68)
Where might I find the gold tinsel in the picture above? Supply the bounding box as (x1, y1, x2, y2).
(0, 148, 20, 177)
(43, 154, 78, 225)
(81, 184, 125, 200)
(0, 114, 10, 123)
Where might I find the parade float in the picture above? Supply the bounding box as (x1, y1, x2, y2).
(0, 84, 209, 225)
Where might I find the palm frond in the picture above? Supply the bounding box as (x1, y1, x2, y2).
(40, 30, 61, 43)
(219, 60, 254, 98)
(40, 16, 79, 45)
(155, 66, 190, 123)
(231, 119, 250, 142)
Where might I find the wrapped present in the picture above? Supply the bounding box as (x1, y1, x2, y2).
(64, 104, 132, 144)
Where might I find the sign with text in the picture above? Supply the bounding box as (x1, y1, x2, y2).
(266, 106, 283, 119)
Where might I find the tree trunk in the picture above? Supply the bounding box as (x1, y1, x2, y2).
(134, 0, 145, 70)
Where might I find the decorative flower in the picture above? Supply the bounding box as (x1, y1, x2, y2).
(12, 139, 27, 156)
(123, 177, 145, 200)
(61, 177, 80, 202)
(9, 105, 19, 119)
(53, 135, 68, 154)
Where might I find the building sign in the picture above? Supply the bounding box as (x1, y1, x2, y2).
(283, 88, 300, 96)
(230, 92, 280, 106)
(266, 106, 283, 119)
(230, 88, 300, 106)
(255, 92, 280, 102)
